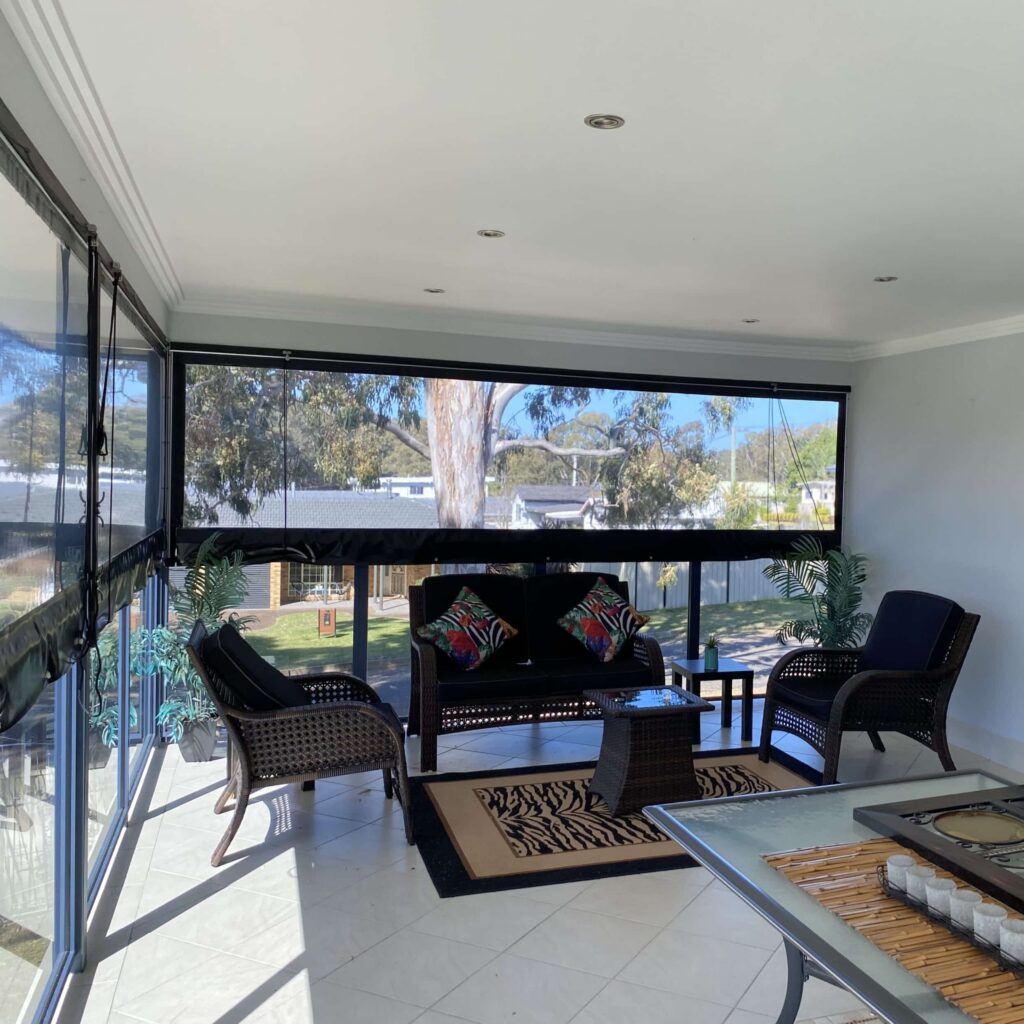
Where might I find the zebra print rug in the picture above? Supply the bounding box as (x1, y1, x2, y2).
(410, 750, 818, 897)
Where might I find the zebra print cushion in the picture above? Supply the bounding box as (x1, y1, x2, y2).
(557, 577, 650, 663)
(417, 586, 519, 671)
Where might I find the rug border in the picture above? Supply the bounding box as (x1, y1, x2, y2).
(410, 745, 820, 898)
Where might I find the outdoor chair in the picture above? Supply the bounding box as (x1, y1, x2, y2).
(758, 590, 980, 785)
(186, 621, 413, 866)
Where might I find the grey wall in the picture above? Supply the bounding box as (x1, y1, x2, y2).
(170, 310, 856, 387)
(0, 15, 169, 330)
(846, 333, 1024, 770)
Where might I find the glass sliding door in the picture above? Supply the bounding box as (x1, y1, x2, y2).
(86, 618, 121, 875)
(0, 689, 56, 1023)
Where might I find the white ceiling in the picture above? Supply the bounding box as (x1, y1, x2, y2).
(8, 0, 1024, 359)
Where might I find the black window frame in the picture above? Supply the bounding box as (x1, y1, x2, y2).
(168, 343, 849, 567)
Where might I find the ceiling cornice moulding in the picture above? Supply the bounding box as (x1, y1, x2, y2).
(2, 0, 183, 305)
(849, 313, 1024, 361)
(173, 296, 860, 363)
(176, 297, 1024, 365)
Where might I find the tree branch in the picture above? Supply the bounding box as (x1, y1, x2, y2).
(383, 420, 430, 460)
(490, 438, 626, 459)
(489, 382, 528, 434)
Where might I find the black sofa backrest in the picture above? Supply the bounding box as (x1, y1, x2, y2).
(524, 572, 627, 663)
(420, 572, 530, 667)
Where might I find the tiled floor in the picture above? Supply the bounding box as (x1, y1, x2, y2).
(58, 706, 1022, 1024)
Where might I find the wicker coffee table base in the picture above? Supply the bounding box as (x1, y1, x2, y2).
(588, 711, 703, 815)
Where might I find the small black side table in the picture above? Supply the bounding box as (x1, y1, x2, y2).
(584, 686, 714, 815)
(670, 657, 756, 742)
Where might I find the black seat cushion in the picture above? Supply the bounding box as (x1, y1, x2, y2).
(532, 657, 653, 690)
(437, 665, 555, 705)
(772, 677, 847, 720)
(525, 573, 629, 662)
(859, 591, 965, 673)
(421, 574, 528, 668)
(202, 624, 311, 712)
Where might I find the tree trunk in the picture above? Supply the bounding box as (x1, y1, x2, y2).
(424, 379, 488, 529)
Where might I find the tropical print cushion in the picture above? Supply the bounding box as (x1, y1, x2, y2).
(417, 586, 519, 671)
(558, 577, 650, 663)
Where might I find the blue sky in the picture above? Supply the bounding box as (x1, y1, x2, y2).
(502, 386, 838, 451)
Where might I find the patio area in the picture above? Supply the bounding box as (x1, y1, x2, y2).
(57, 712, 1020, 1024)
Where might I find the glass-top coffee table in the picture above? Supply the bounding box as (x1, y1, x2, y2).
(645, 770, 1014, 1024)
(584, 685, 713, 815)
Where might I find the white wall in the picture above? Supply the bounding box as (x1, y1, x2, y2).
(170, 309, 856, 386)
(847, 333, 1024, 771)
(0, 15, 169, 330)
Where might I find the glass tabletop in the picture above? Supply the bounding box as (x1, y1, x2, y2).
(645, 771, 1012, 1024)
(585, 685, 710, 712)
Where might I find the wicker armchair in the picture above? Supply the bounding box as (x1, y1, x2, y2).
(186, 621, 413, 866)
(758, 591, 979, 785)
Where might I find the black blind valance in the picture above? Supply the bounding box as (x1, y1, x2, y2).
(174, 526, 838, 569)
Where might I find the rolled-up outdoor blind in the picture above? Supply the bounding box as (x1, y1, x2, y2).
(0, 583, 85, 732)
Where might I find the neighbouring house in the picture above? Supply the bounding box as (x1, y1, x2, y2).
(509, 484, 604, 529)
(799, 479, 837, 518)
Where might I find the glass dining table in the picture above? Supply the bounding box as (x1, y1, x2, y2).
(645, 770, 1014, 1024)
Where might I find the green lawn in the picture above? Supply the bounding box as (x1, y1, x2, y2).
(247, 611, 408, 671)
(646, 597, 801, 645)
(246, 597, 802, 672)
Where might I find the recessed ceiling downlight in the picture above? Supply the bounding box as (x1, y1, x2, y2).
(423, 288, 445, 294)
(741, 318, 760, 324)
(585, 114, 625, 130)
(477, 229, 506, 238)
(874, 276, 898, 283)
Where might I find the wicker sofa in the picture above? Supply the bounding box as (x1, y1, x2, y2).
(408, 572, 665, 771)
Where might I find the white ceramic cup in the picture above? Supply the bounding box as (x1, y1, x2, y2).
(949, 889, 983, 929)
(925, 877, 956, 916)
(905, 864, 936, 901)
(975, 903, 1009, 945)
(1000, 918, 1024, 962)
(886, 854, 916, 891)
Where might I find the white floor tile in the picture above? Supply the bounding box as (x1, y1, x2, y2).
(723, 1010, 773, 1024)
(667, 885, 783, 950)
(508, 906, 658, 977)
(240, 973, 423, 1024)
(566, 869, 707, 927)
(571, 979, 732, 1024)
(323, 860, 442, 931)
(618, 929, 770, 1004)
(313, 785, 403, 823)
(434, 953, 607, 1024)
(241, 900, 402, 980)
(114, 950, 292, 1023)
(410, 890, 555, 950)
(325, 928, 495, 1007)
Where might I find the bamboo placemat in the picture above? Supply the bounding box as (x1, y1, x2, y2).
(765, 837, 1024, 1024)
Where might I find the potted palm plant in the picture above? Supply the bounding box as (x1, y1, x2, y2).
(763, 535, 873, 648)
(153, 533, 254, 762)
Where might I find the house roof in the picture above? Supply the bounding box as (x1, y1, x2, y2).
(209, 490, 440, 529)
(511, 485, 601, 503)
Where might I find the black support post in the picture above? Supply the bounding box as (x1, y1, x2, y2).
(686, 560, 702, 661)
(352, 564, 369, 681)
(84, 229, 100, 647)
